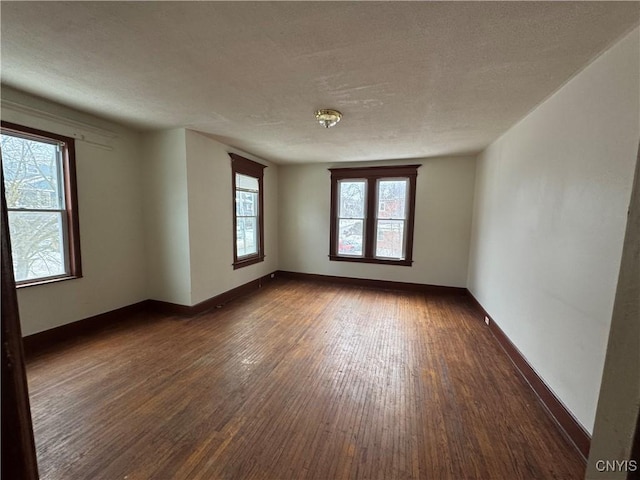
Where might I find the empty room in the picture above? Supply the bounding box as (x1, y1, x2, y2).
(1, 2, 639, 480)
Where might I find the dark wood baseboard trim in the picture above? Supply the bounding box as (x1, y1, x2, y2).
(148, 272, 276, 316)
(276, 270, 467, 295)
(23, 300, 150, 358)
(145, 299, 193, 317)
(23, 272, 278, 356)
(466, 291, 591, 462)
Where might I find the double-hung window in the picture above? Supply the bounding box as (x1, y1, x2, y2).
(231, 153, 265, 269)
(329, 165, 420, 266)
(1, 121, 81, 286)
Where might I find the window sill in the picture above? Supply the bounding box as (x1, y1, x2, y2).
(16, 274, 82, 289)
(329, 255, 412, 267)
(233, 255, 265, 270)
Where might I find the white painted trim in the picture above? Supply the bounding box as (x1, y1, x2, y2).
(1, 99, 117, 150)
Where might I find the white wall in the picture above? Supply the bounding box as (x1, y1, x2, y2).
(2, 87, 148, 336)
(5, 102, 278, 330)
(587, 143, 640, 479)
(279, 156, 476, 287)
(141, 128, 278, 307)
(184, 130, 278, 305)
(141, 129, 192, 305)
(467, 27, 640, 433)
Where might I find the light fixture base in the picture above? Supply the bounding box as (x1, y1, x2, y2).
(315, 109, 342, 128)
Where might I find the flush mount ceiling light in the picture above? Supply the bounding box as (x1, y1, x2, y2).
(315, 109, 342, 128)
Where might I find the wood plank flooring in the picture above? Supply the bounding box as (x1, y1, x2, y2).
(26, 279, 585, 479)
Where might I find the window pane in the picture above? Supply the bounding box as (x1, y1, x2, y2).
(236, 173, 259, 191)
(237, 217, 258, 257)
(231, 154, 266, 269)
(1, 133, 64, 210)
(338, 180, 366, 218)
(338, 219, 364, 256)
(377, 179, 407, 219)
(236, 190, 257, 216)
(375, 219, 405, 259)
(8, 211, 66, 282)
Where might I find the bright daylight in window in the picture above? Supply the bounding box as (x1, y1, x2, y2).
(337, 180, 366, 256)
(1, 124, 80, 284)
(235, 173, 259, 257)
(337, 179, 408, 260)
(230, 153, 265, 269)
(330, 165, 419, 266)
(375, 179, 408, 259)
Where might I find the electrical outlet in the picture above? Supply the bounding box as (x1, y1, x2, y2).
(484, 316, 490, 326)
(270, 273, 275, 279)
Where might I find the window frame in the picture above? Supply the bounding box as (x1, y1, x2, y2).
(335, 178, 367, 258)
(329, 164, 420, 266)
(1, 121, 82, 287)
(230, 153, 265, 269)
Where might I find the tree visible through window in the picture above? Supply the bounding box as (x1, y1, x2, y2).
(337, 180, 366, 256)
(376, 179, 408, 259)
(1, 122, 81, 285)
(230, 153, 265, 269)
(329, 165, 420, 266)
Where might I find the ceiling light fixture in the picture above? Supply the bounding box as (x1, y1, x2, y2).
(315, 109, 342, 128)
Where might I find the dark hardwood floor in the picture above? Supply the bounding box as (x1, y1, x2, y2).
(26, 279, 585, 479)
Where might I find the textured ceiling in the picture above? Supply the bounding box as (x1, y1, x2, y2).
(1, 2, 638, 164)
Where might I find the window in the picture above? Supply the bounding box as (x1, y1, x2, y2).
(1, 121, 81, 286)
(231, 153, 265, 269)
(329, 165, 420, 266)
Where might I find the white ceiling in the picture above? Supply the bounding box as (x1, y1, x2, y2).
(1, 2, 638, 164)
